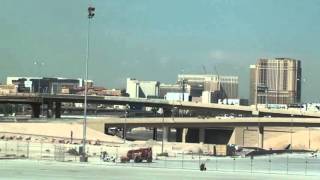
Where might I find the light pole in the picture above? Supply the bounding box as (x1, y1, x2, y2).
(161, 108, 164, 154)
(290, 115, 293, 152)
(33, 61, 45, 93)
(123, 104, 129, 143)
(34, 61, 45, 118)
(81, 4, 95, 162)
(180, 70, 185, 102)
(308, 127, 311, 150)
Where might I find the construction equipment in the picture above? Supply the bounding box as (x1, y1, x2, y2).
(202, 65, 207, 74)
(120, 147, 152, 163)
(213, 65, 229, 104)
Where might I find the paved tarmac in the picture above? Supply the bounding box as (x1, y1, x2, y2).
(0, 159, 319, 180)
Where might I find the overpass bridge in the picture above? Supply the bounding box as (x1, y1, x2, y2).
(101, 117, 320, 128)
(0, 93, 319, 118)
(100, 117, 320, 149)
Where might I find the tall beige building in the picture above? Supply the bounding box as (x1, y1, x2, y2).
(249, 58, 301, 105)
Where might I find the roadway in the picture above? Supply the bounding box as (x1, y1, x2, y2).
(0, 93, 320, 118)
(101, 117, 320, 128)
(1, 159, 317, 180)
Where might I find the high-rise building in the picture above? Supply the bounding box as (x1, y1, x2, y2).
(249, 58, 301, 105)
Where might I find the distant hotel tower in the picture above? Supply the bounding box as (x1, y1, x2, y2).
(249, 58, 301, 105)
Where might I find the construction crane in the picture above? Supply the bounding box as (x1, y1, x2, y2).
(213, 66, 229, 104)
(202, 65, 207, 74)
(202, 64, 229, 104)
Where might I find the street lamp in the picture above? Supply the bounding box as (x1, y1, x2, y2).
(161, 108, 165, 154)
(308, 127, 311, 150)
(290, 115, 293, 152)
(33, 61, 45, 93)
(81, 4, 95, 163)
(180, 70, 185, 102)
(123, 104, 129, 143)
(34, 61, 45, 118)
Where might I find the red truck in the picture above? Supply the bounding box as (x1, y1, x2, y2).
(121, 147, 152, 163)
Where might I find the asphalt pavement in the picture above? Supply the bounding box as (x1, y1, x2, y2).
(0, 159, 319, 180)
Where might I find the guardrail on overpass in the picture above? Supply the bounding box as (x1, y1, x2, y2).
(101, 117, 320, 128)
(1, 93, 320, 118)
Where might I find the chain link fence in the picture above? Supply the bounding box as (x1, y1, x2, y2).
(111, 151, 320, 176)
(1, 140, 319, 176)
(0, 139, 120, 163)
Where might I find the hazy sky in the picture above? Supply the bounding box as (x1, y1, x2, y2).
(1, 0, 320, 101)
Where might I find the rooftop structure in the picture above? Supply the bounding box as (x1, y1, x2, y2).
(6, 77, 86, 94)
(126, 78, 160, 98)
(177, 74, 239, 100)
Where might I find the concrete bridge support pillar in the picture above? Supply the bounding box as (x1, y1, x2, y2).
(153, 128, 158, 140)
(175, 128, 182, 142)
(163, 127, 169, 142)
(47, 102, 53, 118)
(199, 128, 205, 144)
(182, 128, 188, 143)
(31, 104, 41, 118)
(55, 102, 61, 118)
(176, 128, 188, 143)
(258, 126, 264, 149)
(122, 128, 126, 140)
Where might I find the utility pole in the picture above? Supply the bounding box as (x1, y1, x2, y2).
(81, 3, 95, 163)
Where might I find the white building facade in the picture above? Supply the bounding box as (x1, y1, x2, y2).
(126, 78, 160, 98)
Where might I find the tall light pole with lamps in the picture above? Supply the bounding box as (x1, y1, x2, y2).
(80, 4, 95, 162)
(34, 61, 45, 118)
(180, 70, 185, 102)
(33, 61, 45, 93)
(161, 108, 165, 154)
(123, 104, 129, 143)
